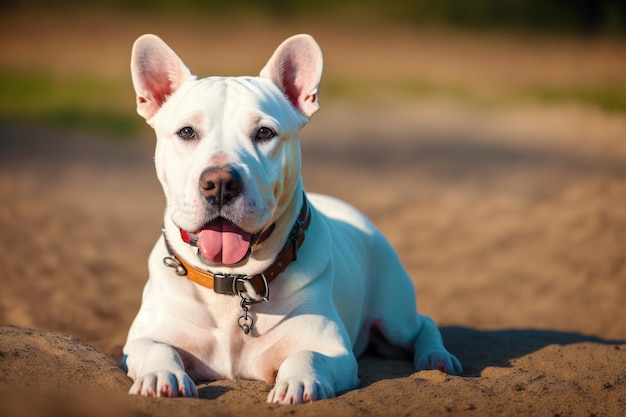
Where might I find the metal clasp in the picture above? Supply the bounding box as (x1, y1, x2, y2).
(213, 272, 237, 295)
(236, 274, 269, 335)
(238, 299, 254, 335)
(163, 256, 187, 276)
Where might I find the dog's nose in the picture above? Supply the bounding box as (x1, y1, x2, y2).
(199, 166, 243, 206)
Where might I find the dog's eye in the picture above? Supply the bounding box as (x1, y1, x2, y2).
(177, 126, 197, 140)
(255, 127, 276, 142)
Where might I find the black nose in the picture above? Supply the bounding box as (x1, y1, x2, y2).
(199, 166, 243, 206)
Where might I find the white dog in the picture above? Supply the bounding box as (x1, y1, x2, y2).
(122, 33, 462, 405)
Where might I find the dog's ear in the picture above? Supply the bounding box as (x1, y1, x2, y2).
(131, 34, 194, 121)
(260, 34, 323, 118)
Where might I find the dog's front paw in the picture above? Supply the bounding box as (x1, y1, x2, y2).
(267, 377, 334, 405)
(416, 350, 463, 376)
(129, 370, 198, 398)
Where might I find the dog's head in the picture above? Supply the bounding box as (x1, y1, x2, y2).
(131, 34, 322, 267)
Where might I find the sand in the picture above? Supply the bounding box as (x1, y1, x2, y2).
(1, 7, 626, 417)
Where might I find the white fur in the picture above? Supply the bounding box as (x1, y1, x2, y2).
(123, 34, 462, 405)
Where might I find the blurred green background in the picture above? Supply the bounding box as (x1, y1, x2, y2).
(1, 0, 625, 140)
(16, 0, 626, 34)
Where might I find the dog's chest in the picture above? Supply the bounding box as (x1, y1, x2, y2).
(169, 294, 282, 382)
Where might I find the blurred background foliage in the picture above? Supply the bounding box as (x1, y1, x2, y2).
(7, 0, 623, 35)
(1, 0, 625, 140)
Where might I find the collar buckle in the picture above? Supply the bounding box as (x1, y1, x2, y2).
(212, 272, 270, 304)
(213, 272, 241, 295)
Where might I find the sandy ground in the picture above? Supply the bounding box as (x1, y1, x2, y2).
(1, 7, 626, 417)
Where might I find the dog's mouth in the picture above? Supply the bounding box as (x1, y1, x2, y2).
(181, 218, 253, 266)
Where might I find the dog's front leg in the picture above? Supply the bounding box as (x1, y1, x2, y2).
(413, 315, 463, 375)
(267, 350, 358, 404)
(124, 338, 198, 398)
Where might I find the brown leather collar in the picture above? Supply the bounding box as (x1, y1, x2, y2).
(162, 196, 311, 300)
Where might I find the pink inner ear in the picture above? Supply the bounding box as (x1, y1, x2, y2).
(132, 35, 194, 120)
(260, 34, 322, 117)
(142, 72, 172, 108)
(280, 59, 301, 110)
(279, 56, 320, 116)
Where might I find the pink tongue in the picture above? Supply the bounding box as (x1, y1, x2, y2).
(196, 219, 252, 265)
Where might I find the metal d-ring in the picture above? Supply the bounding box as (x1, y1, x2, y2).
(236, 274, 270, 306)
